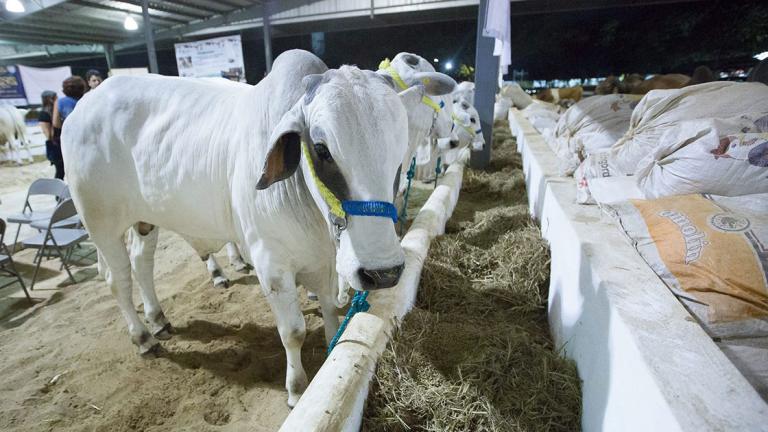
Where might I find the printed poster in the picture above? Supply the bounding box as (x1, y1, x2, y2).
(0, 65, 27, 105)
(174, 35, 246, 82)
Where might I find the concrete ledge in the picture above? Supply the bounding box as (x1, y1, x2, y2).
(508, 109, 768, 432)
(280, 152, 468, 432)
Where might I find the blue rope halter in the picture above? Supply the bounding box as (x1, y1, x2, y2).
(327, 290, 371, 355)
(398, 157, 417, 235)
(434, 156, 442, 189)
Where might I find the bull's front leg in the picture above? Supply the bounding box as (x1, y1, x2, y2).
(226, 242, 250, 273)
(257, 264, 308, 408)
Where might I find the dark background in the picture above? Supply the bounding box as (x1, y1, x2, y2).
(52, 0, 768, 84)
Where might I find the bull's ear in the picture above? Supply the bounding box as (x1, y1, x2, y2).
(412, 72, 456, 96)
(256, 103, 304, 190)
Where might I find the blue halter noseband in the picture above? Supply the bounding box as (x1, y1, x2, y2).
(342, 200, 398, 224)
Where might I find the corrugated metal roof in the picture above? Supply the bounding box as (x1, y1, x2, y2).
(0, 0, 265, 45)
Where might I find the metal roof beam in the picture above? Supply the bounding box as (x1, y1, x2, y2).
(22, 13, 156, 34)
(116, 0, 217, 18)
(115, 0, 317, 50)
(2, 18, 129, 41)
(67, 0, 190, 25)
(0, 25, 115, 43)
(0, 30, 106, 45)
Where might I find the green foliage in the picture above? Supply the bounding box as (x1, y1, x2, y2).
(458, 64, 475, 80)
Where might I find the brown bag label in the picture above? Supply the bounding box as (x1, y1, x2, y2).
(631, 195, 768, 322)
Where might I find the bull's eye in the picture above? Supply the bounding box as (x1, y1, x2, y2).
(453, 98, 458, 104)
(315, 143, 333, 162)
(470, 117, 477, 124)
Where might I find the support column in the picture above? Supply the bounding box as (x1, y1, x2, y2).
(263, 0, 273, 73)
(142, 0, 159, 74)
(103, 43, 116, 71)
(470, 0, 499, 170)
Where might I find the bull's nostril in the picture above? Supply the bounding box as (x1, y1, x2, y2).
(450, 141, 459, 149)
(358, 264, 405, 290)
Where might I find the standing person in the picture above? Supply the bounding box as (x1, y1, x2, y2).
(52, 76, 86, 180)
(38, 90, 62, 179)
(85, 69, 103, 92)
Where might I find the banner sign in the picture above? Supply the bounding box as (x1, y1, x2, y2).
(0, 65, 27, 105)
(18, 65, 72, 105)
(174, 35, 246, 82)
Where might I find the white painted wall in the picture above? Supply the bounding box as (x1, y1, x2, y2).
(509, 109, 768, 431)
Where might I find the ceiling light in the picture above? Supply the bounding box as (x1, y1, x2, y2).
(124, 15, 138, 31)
(433, 58, 439, 63)
(754, 51, 768, 61)
(444, 61, 453, 71)
(5, 0, 25, 13)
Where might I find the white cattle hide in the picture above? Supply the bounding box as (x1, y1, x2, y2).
(62, 50, 413, 407)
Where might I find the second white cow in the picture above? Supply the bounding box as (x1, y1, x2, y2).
(0, 104, 33, 165)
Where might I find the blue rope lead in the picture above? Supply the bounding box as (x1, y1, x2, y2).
(434, 156, 442, 189)
(399, 157, 417, 235)
(327, 290, 371, 356)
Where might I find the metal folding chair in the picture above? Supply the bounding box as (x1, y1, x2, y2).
(7, 178, 68, 252)
(21, 199, 89, 290)
(0, 218, 32, 304)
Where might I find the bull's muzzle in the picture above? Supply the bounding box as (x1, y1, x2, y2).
(357, 263, 405, 290)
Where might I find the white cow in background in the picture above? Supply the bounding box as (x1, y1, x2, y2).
(439, 97, 486, 166)
(62, 49, 443, 406)
(0, 104, 33, 165)
(454, 81, 475, 105)
(377, 52, 457, 213)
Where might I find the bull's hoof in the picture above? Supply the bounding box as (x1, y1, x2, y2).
(232, 262, 251, 274)
(153, 323, 175, 340)
(213, 277, 230, 289)
(140, 343, 165, 358)
(133, 330, 162, 357)
(286, 392, 303, 409)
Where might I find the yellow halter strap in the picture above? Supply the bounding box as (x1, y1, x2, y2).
(451, 112, 476, 137)
(301, 141, 346, 221)
(378, 58, 443, 114)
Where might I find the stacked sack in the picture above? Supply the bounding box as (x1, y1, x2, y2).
(575, 81, 768, 203)
(521, 99, 561, 139)
(636, 113, 768, 198)
(552, 94, 641, 175)
(494, 83, 533, 120)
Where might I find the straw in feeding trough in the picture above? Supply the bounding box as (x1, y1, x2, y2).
(363, 120, 582, 432)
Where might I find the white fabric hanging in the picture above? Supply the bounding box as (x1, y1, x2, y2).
(483, 0, 511, 75)
(17, 65, 72, 105)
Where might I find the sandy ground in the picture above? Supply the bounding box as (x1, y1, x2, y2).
(0, 160, 55, 197)
(0, 162, 330, 431)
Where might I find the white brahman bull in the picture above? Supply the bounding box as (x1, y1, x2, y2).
(377, 52, 457, 214)
(62, 49, 441, 406)
(0, 104, 33, 165)
(439, 97, 485, 166)
(454, 81, 475, 105)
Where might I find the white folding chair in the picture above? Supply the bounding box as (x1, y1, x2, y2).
(7, 178, 68, 252)
(0, 218, 32, 304)
(21, 199, 89, 290)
